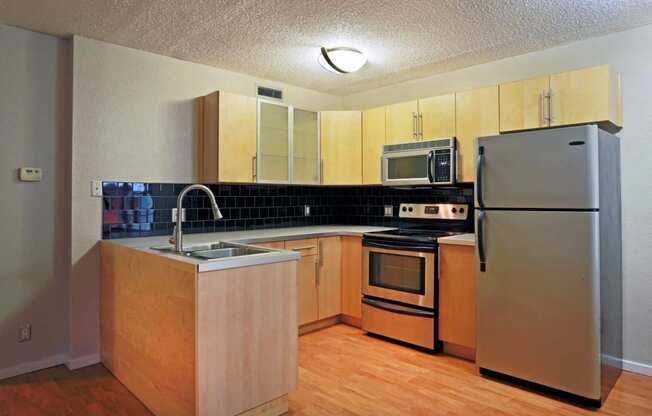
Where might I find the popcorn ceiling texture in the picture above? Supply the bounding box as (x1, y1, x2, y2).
(2, 0, 652, 95)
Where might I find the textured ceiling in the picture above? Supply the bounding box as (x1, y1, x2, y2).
(3, 0, 652, 95)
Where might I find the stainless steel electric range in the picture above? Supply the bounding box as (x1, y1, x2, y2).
(361, 203, 472, 351)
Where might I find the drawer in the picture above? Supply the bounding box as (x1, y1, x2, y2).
(285, 239, 319, 257)
(254, 241, 285, 249)
(362, 300, 435, 350)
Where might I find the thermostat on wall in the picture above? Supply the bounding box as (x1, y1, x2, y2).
(19, 167, 43, 182)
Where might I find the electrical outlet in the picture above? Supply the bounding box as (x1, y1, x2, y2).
(304, 205, 311, 216)
(91, 180, 103, 197)
(384, 205, 394, 217)
(172, 208, 186, 222)
(18, 167, 43, 182)
(18, 324, 31, 343)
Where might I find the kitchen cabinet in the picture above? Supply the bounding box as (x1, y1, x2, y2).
(292, 108, 320, 184)
(385, 94, 455, 144)
(258, 100, 290, 183)
(320, 111, 362, 185)
(455, 86, 499, 182)
(317, 237, 342, 319)
(286, 239, 319, 326)
(362, 106, 386, 184)
(499, 76, 550, 132)
(197, 91, 257, 183)
(499, 65, 622, 133)
(341, 236, 363, 320)
(255, 241, 285, 249)
(386, 100, 418, 144)
(419, 93, 456, 139)
(549, 65, 622, 130)
(439, 244, 475, 349)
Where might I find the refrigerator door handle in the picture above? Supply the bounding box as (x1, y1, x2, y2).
(476, 146, 485, 207)
(477, 210, 487, 272)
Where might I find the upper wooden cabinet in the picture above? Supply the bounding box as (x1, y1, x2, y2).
(439, 244, 476, 349)
(419, 93, 456, 139)
(197, 91, 257, 183)
(500, 65, 622, 133)
(455, 86, 499, 182)
(499, 76, 550, 132)
(292, 108, 320, 184)
(385, 95, 456, 144)
(320, 111, 362, 185)
(385, 100, 418, 144)
(549, 65, 622, 130)
(362, 106, 386, 184)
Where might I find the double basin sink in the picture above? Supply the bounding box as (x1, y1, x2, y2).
(151, 241, 271, 260)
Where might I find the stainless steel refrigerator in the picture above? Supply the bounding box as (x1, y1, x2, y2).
(474, 125, 622, 406)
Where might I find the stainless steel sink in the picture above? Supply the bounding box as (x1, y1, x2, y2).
(151, 241, 270, 260)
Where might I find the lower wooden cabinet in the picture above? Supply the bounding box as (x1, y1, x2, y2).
(317, 237, 342, 319)
(341, 236, 363, 319)
(296, 253, 319, 325)
(439, 244, 476, 349)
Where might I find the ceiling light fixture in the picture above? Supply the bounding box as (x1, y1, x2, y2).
(318, 46, 367, 74)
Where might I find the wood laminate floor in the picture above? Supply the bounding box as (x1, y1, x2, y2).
(1, 324, 650, 415)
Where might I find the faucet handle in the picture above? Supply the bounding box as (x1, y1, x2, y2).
(169, 225, 177, 245)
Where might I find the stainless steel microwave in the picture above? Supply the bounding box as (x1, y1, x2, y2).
(381, 138, 457, 186)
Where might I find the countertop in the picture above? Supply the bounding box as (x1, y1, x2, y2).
(437, 233, 476, 246)
(106, 225, 395, 273)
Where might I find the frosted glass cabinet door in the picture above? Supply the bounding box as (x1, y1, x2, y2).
(258, 101, 290, 182)
(293, 109, 320, 184)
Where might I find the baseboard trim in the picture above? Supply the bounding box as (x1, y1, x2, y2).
(0, 354, 67, 381)
(66, 353, 101, 370)
(621, 358, 652, 377)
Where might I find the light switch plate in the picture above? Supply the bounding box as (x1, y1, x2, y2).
(91, 180, 103, 197)
(304, 205, 311, 216)
(19, 167, 42, 182)
(384, 205, 394, 217)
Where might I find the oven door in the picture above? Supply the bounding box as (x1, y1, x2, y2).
(382, 148, 434, 186)
(362, 240, 435, 308)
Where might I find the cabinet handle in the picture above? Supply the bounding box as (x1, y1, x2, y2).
(315, 260, 320, 286)
(252, 155, 257, 181)
(418, 113, 423, 140)
(547, 88, 553, 124)
(291, 246, 316, 252)
(320, 159, 324, 184)
(318, 240, 323, 266)
(412, 112, 418, 140)
(542, 89, 552, 125)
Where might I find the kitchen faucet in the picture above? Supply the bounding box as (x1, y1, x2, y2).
(170, 184, 222, 253)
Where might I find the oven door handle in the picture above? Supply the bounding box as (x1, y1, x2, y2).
(363, 298, 434, 318)
(363, 240, 434, 252)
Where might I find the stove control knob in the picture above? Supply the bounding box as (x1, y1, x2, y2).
(402, 206, 407, 212)
(451, 207, 457, 214)
(459, 208, 465, 214)
(408, 207, 414, 212)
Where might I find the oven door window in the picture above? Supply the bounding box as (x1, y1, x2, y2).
(369, 252, 425, 295)
(386, 155, 428, 180)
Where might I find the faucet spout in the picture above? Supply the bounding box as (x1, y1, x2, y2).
(172, 184, 222, 253)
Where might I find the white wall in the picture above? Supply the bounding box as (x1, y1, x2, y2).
(68, 36, 344, 363)
(0, 25, 71, 377)
(345, 25, 652, 372)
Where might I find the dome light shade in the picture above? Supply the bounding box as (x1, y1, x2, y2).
(318, 47, 367, 74)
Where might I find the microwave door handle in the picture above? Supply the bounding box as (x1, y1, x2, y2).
(477, 210, 487, 272)
(476, 145, 485, 208)
(427, 150, 434, 183)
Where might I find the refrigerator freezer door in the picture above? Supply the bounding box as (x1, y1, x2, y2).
(475, 125, 599, 209)
(476, 210, 601, 400)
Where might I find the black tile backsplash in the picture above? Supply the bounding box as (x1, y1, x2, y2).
(102, 182, 474, 239)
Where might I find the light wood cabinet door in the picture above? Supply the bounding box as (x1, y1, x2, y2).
(385, 100, 418, 144)
(418, 94, 456, 139)
(341, 236, 362, 319)
(439, 244, 476, 349)
(320, 111, 362, 185)
(550, 64, 622, 129)
(317, 237, 342, 319)
(455, 86, 499, 182)
(499, 76, 550, 132)
(198, 91, 257, 183)
(362, 106, 386, 184)
(296, 254, 319, 326)
(254, 241, 285, 249)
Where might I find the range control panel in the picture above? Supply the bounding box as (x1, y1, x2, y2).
(398, 203, 468, 220)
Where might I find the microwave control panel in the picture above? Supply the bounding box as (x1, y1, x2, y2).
(399, 203, 468, 220)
